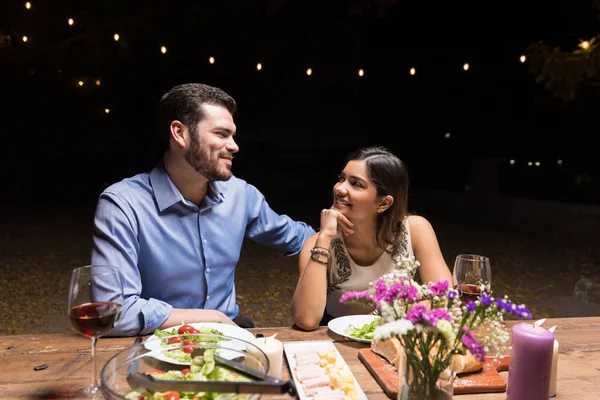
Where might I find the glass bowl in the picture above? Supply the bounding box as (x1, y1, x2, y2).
(101, 334, 270, 400)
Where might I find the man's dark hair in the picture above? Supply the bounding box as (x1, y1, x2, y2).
(156, 83, 237, 149)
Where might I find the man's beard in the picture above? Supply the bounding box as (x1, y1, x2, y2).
(184, 136, 233, 181)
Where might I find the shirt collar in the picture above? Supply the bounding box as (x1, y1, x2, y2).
(150, 162, 184, 212)
(150, 162, 228, 212)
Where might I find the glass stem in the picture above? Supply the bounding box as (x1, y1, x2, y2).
(90, 336, 98, 390)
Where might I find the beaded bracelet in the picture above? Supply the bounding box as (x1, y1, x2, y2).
(310, 247, 330, 265)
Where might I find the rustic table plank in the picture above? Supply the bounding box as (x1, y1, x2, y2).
(1, 317, 598, 399)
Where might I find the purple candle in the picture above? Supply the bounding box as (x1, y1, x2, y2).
(507, 322, 555, 400)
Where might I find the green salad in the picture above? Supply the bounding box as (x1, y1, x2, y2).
(126, 349, 254, 400)
(343, 317, 380, 340)
(153, 324, 226, 363)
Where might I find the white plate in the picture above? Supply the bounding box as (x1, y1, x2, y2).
(144, 322, 256, 365)
(283, 341, 367, 400)
(327, 314, 378, 343)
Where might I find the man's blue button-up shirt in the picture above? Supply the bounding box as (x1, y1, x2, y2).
(91, 163, 315, 336)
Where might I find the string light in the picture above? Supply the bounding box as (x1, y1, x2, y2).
(520, 55, 526, 63)
(358, 68, 364, 77)
(68, 18, 74, 26)
(256, 63, 262, 71)
(104, 108, 110, 114)
(95, 79, 101, 86)
(409, 67, 416, 75)
(463, 63, 469, 71)
(509, 159, 516, 165)
(22, 36, 28, 43)
(160, 46, 167, 54)
(444, 133, 451, 139)
(78, 80, 84, 87)
(527, 161, 533, 166)
(579, 40, 590, 50)
(535, 161, 541, 167)
(25, 2, 31, 10)
(209, 56, 215, 64)
(557, 159, 563, 165)
(113, 33, 120, 42)
(306, 68, 312, 76)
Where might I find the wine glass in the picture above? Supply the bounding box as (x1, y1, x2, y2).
(452, 254, 491, 303)
(68, 265, 123, 397)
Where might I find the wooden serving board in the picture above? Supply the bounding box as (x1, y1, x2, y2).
(358, 348, 510, 399)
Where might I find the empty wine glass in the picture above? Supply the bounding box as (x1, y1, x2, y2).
(452, 254, 491, 303)
(68, 265, 123, 397)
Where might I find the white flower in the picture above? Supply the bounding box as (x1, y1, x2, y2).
(374, 319, 415, 340)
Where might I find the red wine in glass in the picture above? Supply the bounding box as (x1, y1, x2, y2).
(69, 301, 122, 338)
(458, 284, 483, 303)
(68, 265, 123, 397)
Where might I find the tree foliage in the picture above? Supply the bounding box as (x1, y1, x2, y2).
(525, 0, 600, 101)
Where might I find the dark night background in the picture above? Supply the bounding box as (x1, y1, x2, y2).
(1, 0, 599, 210)
(2, 0, 600, 335)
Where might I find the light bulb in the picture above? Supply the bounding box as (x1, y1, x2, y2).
(410, 67, 416, 75)
(209, 56, 215, 64)
(22, 36, 28, 43)
(463, 63, 469, 71)
(68, 18, 74, 26)
(306, 68, 312, 76)
(358, 68, 364, 77)
(25, 2, 31, 10)
(160, 46, 167, 54)
(256, 63, 262, 70)
(520, 55, 526, 63)
(113, 33, 120, 41)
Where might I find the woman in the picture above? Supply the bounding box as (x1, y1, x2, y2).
(291, 145, 452, 331)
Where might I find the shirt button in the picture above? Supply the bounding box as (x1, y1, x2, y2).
(206, 295, 210, 300)
(206, 268, 210, 273)
(203, 239, 207, 244)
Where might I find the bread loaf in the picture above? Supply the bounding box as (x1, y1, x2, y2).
(370, 338, 483, 374)
(371, 337, 403, 369)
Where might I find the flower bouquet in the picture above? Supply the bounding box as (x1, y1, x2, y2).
(340, 256, 532, 400)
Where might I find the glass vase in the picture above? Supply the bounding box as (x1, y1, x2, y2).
(397, 347, 454, 400)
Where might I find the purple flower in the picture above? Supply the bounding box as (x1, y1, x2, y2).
(405, 304, 427, 323)
(400, 284, 419, 302)
(481, 292, 493, 307)
(466, 301, 477, 312)
(427, 280, 450, 297)
(461, 328, 486, 361)
(424, 308, 452, 326)
(447, 290, 458, 300)
(513, 305, 532, 319)
(495, 298, 532, 319)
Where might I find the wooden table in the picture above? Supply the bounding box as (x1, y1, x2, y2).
(1, 317, 599, 399)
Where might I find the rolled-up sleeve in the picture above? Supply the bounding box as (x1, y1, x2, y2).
(244, 184, 316, 255)
(91, 192, 172, 336)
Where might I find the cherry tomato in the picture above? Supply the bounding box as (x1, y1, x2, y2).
(138, 396, 147, 400)
(182, 339, 196, 354)
(177, 324, 200, 334)
(164, 393, 180, 400)
(145, 369, 164, 375)
(167, 336, 182, 344)
(181, 368, 190, 374)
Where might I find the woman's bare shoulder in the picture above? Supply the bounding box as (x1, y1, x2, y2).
(406, 214, 433, 231)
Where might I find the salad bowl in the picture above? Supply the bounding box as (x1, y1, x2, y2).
(101, 334, 297, 400)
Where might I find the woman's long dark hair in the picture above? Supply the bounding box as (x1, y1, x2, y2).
(346, 145, 409, 252)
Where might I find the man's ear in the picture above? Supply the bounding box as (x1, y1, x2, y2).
(377, 195, 394, 213)
(169, 120, 188, 149)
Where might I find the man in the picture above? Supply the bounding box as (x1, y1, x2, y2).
(92, 83, 316, 336)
